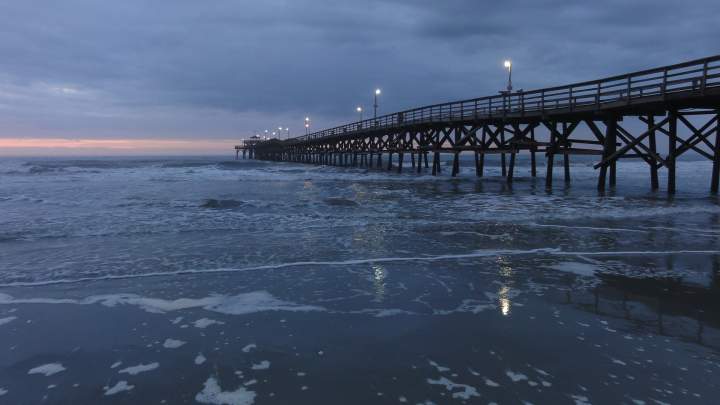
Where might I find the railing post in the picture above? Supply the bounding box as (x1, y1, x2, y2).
(569, 87, 573, 111)
(626, 75, 632, 105)
(541, 90, 545, 113)
(662, 69, 668, 99)
(702, 60, 709, 95)
(596, 82, 601, 107)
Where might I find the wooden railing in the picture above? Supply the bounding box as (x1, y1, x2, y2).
(281, 55, 720, 144)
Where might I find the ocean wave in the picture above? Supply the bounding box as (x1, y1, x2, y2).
(2, 247, 718, 288)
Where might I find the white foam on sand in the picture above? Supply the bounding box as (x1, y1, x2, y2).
(251, 361, 270, 370)
(163, 339, 185, 349)
(241, 344, 256, 353)
(194, 318, 225, 329)
(506, 370, 528, 382)
(104, 381, 134, 396)
(545, 262, 598, 277)
(2, 247, 719, 288)
(0, 316, 17, 326)
(195, 353, 207, 365)
(110, 361, 122, 369)
(195, 376, 256, 405)
(0, 291, 325, 317)
(428, 360, 450, 373)
(426, 377, 480, 400)
(0, 388, 7, 396)
(118, 362, 159, 375)
(28, 363, 66, 376)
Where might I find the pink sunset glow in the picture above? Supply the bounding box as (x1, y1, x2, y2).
(0, 138, 239, 156)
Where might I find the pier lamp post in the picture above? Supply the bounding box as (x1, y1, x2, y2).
(356, 106, 363, 121)
(278, 126, 283, 139)
(504, 60, 513, 92)
(264, 129, 269, 140)
(285, 127, 290, 139)
(304, 117, 310, 135)
(374, 88, 381, 119)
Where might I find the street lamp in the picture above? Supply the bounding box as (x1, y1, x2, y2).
(374, 88, 381, 119)
(504, 60, 513, 92)
(285, 127, 290, 139)
(304, 117, 310, 135)
(356, 106, 363, 121)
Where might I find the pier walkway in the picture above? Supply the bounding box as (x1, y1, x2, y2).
(240, 55, 720, 193)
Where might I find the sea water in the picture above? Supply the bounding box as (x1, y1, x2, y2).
(0, 155, 719, 404)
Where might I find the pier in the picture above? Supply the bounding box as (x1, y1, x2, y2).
(234, 136, 262, 160)
(244, 55, 720, 193)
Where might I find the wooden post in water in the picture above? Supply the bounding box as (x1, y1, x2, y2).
(451, 152, 460, 177)
(507, 149, 516, 183)
(712, 111, 720, 193)
(598, 118, 617, 191)
(563, 122, 571, 183)
(546, 121, 556, 190)
(530, 126, 537, 177)
(500, 126, 507, 177)
(668, 112, 677, 194)
(648, 115, 660, 190)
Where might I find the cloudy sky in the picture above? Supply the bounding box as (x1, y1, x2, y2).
(0, 0, 718, 155)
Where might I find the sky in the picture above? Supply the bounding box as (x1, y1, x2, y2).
(0, 0, 718, 155)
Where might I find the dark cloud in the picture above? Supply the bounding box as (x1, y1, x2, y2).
(0, 0, 718, 139)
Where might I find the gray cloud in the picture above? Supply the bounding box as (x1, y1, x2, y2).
(0, 0, 718, 139)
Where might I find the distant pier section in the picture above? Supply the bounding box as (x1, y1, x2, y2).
(240, 55, 720, 193)
(234, 135, 263, 160)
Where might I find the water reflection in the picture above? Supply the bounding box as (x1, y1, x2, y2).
(561, 268, 720, 350)
(496, 256, 514, 316)
(372, 264, 386, 302)
(498, 285, 512, 316)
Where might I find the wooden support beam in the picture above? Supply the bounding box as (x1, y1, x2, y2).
(500, 126, 507, 177)
(598, 118, 617, 191)
(507, 150, 516, 183)
(668, 112, 677, 194)
(546, 121, 556, 190)
(530, 126, 537, 177)
(713, 112, 720, 193)
(648, 115, 659, 190)
(594, 116, 670, 169)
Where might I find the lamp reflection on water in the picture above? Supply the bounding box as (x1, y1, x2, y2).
(372, 264, 387, 302)
(498, 285, 512, 316)
(496, 256, 513, 316)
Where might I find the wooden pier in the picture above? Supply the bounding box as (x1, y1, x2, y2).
(247, 55, 720, 193)
(234, 136, 262, 160)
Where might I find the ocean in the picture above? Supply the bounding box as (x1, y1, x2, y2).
(0, 155, 719, 404)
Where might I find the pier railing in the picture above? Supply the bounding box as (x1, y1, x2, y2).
(285, 55, 720, 144)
